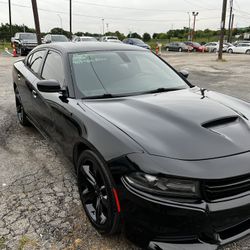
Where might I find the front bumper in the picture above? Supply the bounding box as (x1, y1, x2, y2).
(120, 178, 250, 249)
(22, 44, 37, 51)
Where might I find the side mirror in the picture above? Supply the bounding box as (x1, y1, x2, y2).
(45, 39, 51, 44)
(37, 80, 61, 92)
(179, 70, 189, 79)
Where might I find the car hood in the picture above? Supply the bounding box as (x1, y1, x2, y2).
(82, 88, 250, 160)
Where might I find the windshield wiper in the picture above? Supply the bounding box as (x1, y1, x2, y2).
(144, 87, 184, 94)
(82, 93, 115, 99)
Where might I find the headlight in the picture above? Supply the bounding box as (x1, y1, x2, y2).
(123, 172, 199, 198)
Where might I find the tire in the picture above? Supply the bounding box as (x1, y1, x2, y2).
(77, 150, 120, 235)
(178, 47, 182, 52)
(246, 50, 250, 55)
(15, 87, 30, 126)
(212, 48, 217, 53)
(228, 49, 233, 53)
(166, 47, 169, 51)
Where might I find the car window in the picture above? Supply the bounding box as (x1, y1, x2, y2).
(42, 51, 64, 85)
(28, 50, 45, 74)
(70, 51, 188, 97)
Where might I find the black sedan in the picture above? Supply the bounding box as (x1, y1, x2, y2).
(13, 42, 250, 250)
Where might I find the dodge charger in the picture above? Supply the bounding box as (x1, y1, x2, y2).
(12, 42, 249, 250)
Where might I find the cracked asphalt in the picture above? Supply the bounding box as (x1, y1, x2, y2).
(0, 53, 249, 250)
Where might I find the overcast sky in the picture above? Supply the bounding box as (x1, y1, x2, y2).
(0, 0, 250, 35)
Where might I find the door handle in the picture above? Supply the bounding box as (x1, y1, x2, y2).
(32, 90, 37, 98)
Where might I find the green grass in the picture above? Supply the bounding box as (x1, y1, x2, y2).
(0, 42, 11, 52)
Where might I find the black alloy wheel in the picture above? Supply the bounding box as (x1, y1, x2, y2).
(15, 88, 30, 126)
(77, 150, 120, 235)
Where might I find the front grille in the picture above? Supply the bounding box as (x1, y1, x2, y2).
(203, 174, 250, 201)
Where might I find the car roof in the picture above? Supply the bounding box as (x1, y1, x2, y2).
(36, 41, 146, 53)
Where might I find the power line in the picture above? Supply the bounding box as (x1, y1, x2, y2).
(0, 1, 222, 23)
(71, 0, 219, 13)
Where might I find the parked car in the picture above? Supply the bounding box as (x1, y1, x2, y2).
(227, 43, 250, 54)
(13, 42, 250, 250)
(72, 36, 98, 42)
(204, 42, 219, 52)
(11, 32, 37, 56)
(43, 34, 69, 43)
(233, 40, 250, 46)
(204, 42, 229, 53)
(184, 41, 207, 52)
(100, 36, 119, 42)
(123, 38, 151, 49)
(165, 42, 192, 52)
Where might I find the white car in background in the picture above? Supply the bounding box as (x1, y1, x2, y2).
(100, 36, 120, 42)
(73, 36, 98, 42)
(204, 42, 230, 53)
(227, 43, 250, 54)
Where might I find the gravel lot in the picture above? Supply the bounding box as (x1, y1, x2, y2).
(0, 52, 249, 250)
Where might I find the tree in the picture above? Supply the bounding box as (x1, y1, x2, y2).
(143, 32, 151, 42)
(50, 27, 71, 38)
(74, 32, 83, 36)
(130, 32, 142, 39)
(0, 23, 35, 41)
(152, 33, 159, 39)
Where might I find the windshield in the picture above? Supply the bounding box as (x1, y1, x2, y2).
(70, 51, 188, 98)
(51, 35, 68, 42)
(20, 33, 37, 40)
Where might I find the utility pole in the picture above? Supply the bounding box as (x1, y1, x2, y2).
(192, 12, 199, 41)
(31, 0, 42, 45)
(218, 0, 227, 61)
(69, 0, 72, 38)
(106, 23, 109, 33)
(187, 12, 191, 40)
(227, 0, 233, 42)
(8, 0, 12, 37)
(231, 14, 234, 36)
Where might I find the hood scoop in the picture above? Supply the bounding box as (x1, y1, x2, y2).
(202, 116, 239, 129)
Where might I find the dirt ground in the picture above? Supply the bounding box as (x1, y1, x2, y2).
(0, 52, 249, 250)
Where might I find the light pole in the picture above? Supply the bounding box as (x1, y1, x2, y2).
(102, 18, 105, 35)
(192, 12, 199, 41)
(106, 23, 109, 33)
(57, 14, 63, 31)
